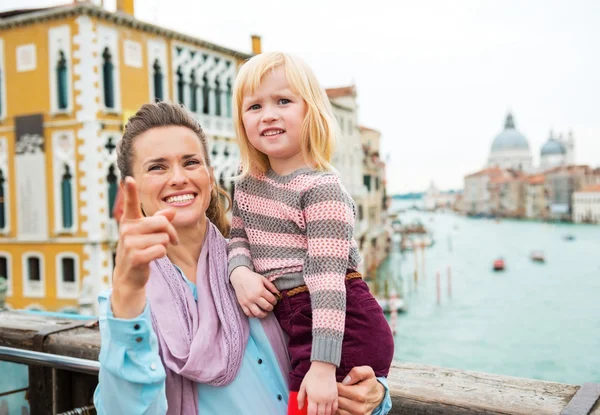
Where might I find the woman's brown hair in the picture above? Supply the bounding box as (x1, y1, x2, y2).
(117, 101, 231, 237)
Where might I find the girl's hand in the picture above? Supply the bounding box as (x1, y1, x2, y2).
(230, 266, 279, 318)
(112, 177, 179, 319)
(298, 361, 338, 415)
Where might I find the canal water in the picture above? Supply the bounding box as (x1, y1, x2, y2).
(377, 199, 600, 385)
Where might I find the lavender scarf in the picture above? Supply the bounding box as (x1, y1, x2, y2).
(146, 222, 290, 414)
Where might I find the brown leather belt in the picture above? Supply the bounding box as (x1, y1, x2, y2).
(279, 272, 363, 300)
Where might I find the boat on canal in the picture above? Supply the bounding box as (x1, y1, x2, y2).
(493, 258, 505, 271)
(530, 251, 545, 263)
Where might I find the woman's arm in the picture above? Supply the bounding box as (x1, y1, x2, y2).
(336, 366, 391, 415)
(93, 291, 168, 415)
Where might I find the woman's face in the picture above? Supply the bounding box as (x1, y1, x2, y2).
(131, 126, 213, 228)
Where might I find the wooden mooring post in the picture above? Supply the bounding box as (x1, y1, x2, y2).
(0, 310, 598, 415)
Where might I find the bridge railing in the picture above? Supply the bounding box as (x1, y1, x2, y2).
(0, 310, 598, 415)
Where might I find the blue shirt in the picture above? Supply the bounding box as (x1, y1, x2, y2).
(93, 272, 392, 414)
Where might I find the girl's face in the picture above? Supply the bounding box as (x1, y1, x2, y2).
(241, 66, 308, 174)
(131, 126, 213, 228)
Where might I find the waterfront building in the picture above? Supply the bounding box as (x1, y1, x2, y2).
(545, 165, 598, 221)
(326, 86, 365, 198)
(462, 167, 504, 215)
(488, 170, 526, 218)
(0, 2, 251, 311)
(573, 184, 600, 224)
(524, 174, 547, 219)
(423, 181, 459, 211)
(487, 113, 533, 172)
(325, 86, 391, 277)
(359, 125, 390, 277)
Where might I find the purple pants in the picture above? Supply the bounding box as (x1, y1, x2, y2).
(273, 276, 395, 391)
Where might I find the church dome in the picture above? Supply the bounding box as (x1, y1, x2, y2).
(491, 113, 530, 152)
(541, 138, 566, 156)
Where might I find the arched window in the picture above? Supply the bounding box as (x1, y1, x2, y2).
(107, 164, 118, 218)
(176, 66, 185, 105)
(57, 50, 68, 110)
(226, 79, 233, 117)
(0, 169, 5, 230)
(202, 72, 210, 115)
(189, 69, 198, 112)
(102, 47, 115, 109)
(214, 78, 222, 116)
(152, 59, 164, 102)
(61, 164, 73, 228)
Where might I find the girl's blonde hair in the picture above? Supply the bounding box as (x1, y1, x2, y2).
(232, 52, 338, 177)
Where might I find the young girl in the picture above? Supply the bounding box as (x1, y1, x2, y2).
(228, 52, 394, 415)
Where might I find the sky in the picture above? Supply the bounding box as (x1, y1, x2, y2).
(3, 0, 600, 194)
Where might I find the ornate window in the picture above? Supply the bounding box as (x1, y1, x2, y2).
(61, 164, 73, 228)
(107, 164, 118, 218)
(152, 59, 164, 102)
(189, 69, 198, 112)
(176, 65, 185, 105)
(102, 47, 115, 109)
(53, 132, 77, 233)
(215, 77, 222, 117)
(202, 71, 210, 115)
(226, 78, 233, 117)
(49, 26, 72, 113)
(57, 50, 68, 110)
(148, 39, 168, 103)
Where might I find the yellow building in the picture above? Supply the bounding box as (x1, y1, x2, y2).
(0, 1, 257, 312)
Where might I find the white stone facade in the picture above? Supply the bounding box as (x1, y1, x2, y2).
(573, 187, 600, 224)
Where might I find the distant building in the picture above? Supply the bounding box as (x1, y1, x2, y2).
(573, 184, 600, 224)
(545, 165, 598, 221)
(326, 86, 365, 201)
(462, 167, 504, 215)
(487, 113, 533, 172)
(487, 112, 575, 173)
(358, 125, 389, 277)
(540, 130, 574, 170)
(488, 170, 526, 218)
(423, 181, 458, 210)
(524, 174, 547, 219)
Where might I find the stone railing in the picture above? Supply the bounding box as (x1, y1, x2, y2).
(0, 311, 598, 414)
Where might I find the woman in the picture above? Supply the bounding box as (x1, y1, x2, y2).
(93, 102, 392, 415)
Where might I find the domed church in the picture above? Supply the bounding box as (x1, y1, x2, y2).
(487, 112, 575, 172)
(540, 130, 574, 170)
(487, 113, 533, 171)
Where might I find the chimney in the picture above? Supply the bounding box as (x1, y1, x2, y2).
(251, 35, 262, 55)
(117, 0, 135, 16)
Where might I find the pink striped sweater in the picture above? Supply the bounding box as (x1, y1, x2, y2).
(228, 167, 361, 366)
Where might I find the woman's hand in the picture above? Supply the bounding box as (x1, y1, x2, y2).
(336, 366, 386, 415)
(298, 361, 338, 415)
(111, 177, 179, 319)
(230, 266, 279, 318)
